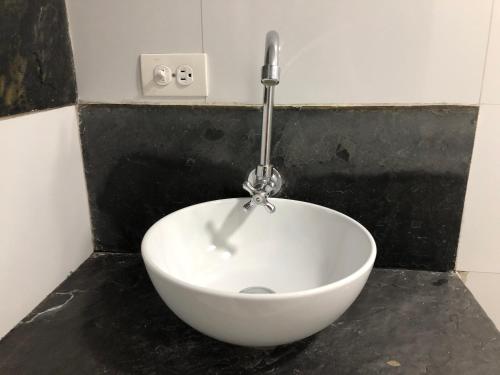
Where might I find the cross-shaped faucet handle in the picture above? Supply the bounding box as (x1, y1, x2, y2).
(242, 181, 276, 213)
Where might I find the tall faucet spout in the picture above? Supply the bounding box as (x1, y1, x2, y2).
(260, 31, 280, 168)
(242, 30, 282, 213)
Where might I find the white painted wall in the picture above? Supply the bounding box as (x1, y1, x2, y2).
(0, 106, 93, 338)
(457, 0, 500, 330)
(459, 272, 500, 330)
(65, 0, 492, 105)
(203, 0, 491, 105)
(457, 106, 500, 274)
(481, 0, 500, 104)
(65, 0, 203, 104)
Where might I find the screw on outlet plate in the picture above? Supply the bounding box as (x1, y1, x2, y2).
(153, 65, 172, 86)
(176, 65, 194, 86)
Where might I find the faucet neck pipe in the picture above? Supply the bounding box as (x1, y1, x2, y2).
(260, 85, 274, 167)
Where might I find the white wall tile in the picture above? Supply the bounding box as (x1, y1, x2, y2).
(65, 0, 203, 103)
(460, 271, 500, 330)
(456, 105, 500, 273)
(481, 1, 500, 104)
(0, 106, 93, 338)
(203, 0, 492, 105)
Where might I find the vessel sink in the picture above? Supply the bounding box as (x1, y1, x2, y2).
(142, 198, 376, 347)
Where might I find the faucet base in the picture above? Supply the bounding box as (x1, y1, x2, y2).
(247, 167, 282, 197)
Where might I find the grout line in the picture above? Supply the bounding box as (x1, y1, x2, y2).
(200, 0, 205, 53)
(456, 269, 500, 276)
(479, 0, 496, 104)
(200, 0, 207, 105)
(76, 99, 479, 108)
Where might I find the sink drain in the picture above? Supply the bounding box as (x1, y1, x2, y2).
(239, 286, 275, 294)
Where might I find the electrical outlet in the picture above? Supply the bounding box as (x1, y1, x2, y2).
(176, 65, 194, 86)
(140, 53, 207, 97)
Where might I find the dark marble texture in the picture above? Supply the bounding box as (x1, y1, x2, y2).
(0, 0, 76, 117)
(0, 253, 498, 374)
(80, 105, 477, 271)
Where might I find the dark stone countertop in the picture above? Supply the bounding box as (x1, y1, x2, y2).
(0, 253, 499, 374)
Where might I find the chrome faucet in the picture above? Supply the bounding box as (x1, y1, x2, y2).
(242, 30, 283, 213)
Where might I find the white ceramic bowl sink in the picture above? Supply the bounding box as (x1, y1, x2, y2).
(142, 198, 376, 347)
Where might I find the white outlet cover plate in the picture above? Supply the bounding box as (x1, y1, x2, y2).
(140, 53, 208, 97)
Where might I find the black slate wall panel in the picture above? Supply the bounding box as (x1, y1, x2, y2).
(79, 104, 477, 271)
(0, 0, 77, 117)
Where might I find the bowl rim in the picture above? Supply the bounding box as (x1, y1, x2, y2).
(141, 197, 377, 300)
